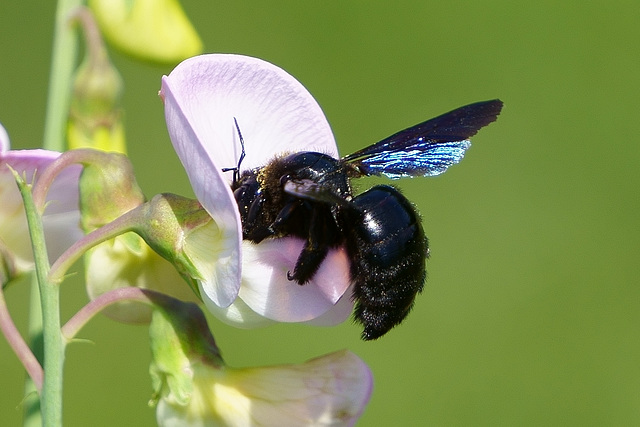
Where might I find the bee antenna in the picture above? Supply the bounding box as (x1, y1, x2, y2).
(222, 117, 246, 184)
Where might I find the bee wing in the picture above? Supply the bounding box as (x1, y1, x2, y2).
(283, 179, 350, 206)
(342, 99, 503, 178)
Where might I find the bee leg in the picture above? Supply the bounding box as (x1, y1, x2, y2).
(269, 199, 302, 233)
(287, 208, 329, 285)
(270, 200, 329, 283)
(287, 242, 328, 285)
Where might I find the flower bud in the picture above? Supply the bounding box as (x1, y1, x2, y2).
(85, 231, 196, 323)
(134, 193, 226, 300)
(0, 244, 23, 287)
(78, 150, 144, 232)
(89, 0, 203, 64)
(68, 7, 126, 153)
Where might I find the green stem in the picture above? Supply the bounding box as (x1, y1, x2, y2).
(15, 173, 65, 427)
(48, 207, 142, 283)
(61, 287, 157, 341)
(24, 1, 82, 424)
(0, 282, 43, 389)
(42, 0, 83, 151)
(23, 282, 43, 427)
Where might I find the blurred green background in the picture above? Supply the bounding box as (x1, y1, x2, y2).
(1, 1, 639, 425)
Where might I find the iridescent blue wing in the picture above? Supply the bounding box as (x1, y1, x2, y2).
(342, 99, 503, 178)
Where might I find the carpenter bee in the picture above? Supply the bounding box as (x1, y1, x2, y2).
(228, 99, 503, 340)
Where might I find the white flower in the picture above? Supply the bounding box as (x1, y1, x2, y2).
(161, 54, 353, 327)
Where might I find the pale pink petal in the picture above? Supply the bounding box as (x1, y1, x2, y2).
(304, 284, 355, 326)
(239, 238, 352, 322)
(219, 350, 372, 427)
(162, 77, 242, 308)
(201, 238, 353, 326)
(200, 288, 276, 329)
(0, 146, 81, 264)
(162, 54, 343, 313)
(0, 123, 9, 152)
(161, 54, 338, 182)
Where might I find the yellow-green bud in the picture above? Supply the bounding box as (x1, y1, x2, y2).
(135, 193, 215, 297)
(89, 0, 203, 64)
(68, 7, 126, 153)
(78, 150, 144, 232)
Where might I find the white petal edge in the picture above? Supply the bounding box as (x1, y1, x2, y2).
(162, 78, 242, 308)
(162, 54, 339, 181)
(0, 123, 9, 152)
(200, 286, 276, 329)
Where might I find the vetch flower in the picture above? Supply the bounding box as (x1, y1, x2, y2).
(149, 296, 373, 427)
(161, 54, 354, 328)
(0, 123, 82, 283)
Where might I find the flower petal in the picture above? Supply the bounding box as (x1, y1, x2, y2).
(200, 288, 276, 329)
(162, 79, 242, 308)
(162, 54, 340, 311)
(0, 147, 82, 266)
(239, 238, 352, 323)
(162, 54, 338, 179)
(225, 350, 372, 427)
(304, 284, 355, 326)
(0, 123, 9, 152)
(157, 350, 373, 427)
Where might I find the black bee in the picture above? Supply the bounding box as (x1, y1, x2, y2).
(228, 100, 503, 340)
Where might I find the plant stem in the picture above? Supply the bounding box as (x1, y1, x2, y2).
(62, 287, 156, 340)
(24, 1, 81, 424)
(42, 0, 83, 151)
(48, 207, 142, 283)
(23, 282, 43, 427)
(0, 284, 43, 390)
(15, 174, 65, 427)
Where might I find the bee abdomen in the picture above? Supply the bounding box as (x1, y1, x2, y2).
(346, 185, 428, 340)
